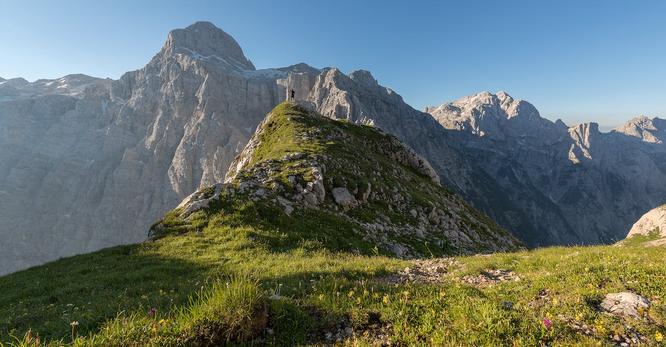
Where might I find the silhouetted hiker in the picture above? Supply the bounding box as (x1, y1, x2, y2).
(290, 89, 295, 101)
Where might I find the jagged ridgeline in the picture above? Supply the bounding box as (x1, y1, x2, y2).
(152, 102, 521, 256)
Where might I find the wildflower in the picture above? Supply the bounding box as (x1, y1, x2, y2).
(595, 323, 606, 335)
(148, 307, 157, 317)
(347, 290, 355, 298)
(158, 319, 167, 325)
(542, 318, 552, 330)
(363, 289, 370, 297)
(552, 298, 558, 306)
(382, 294, 390, 305)
(318, 294, 325, 301)
(656, 331, 663, 342)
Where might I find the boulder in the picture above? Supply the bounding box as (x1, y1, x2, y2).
(600, 292, 650, 318)
(332, 187, 357, 208)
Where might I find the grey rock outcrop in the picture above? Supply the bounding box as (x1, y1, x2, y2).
(626, 204, 666, 239)
(331, 187, 357, 208)
(600, 292, 651, 319)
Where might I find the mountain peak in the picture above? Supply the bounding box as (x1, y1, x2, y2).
(614, 115, 664, 144)
(162, 21, 255, 70)
(349, 69, 379, 87)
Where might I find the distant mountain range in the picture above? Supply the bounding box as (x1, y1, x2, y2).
(426, 93, 666, 245)
(0, 21, 664, 274)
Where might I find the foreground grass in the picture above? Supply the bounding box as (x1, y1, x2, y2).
(1, 217, 664, 346)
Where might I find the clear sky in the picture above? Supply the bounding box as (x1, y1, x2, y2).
(2, 0, 665, 129)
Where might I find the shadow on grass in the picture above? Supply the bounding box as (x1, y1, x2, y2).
(0, 244, 218, 343)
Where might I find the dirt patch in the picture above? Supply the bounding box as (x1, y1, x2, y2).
(380, 258, 457, 284)
(461, 269, 520, 287)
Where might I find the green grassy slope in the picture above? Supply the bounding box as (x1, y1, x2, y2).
(1, 103, 664, 346)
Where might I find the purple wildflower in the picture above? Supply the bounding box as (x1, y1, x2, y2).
(542, 318, 552, 330)
(148, 307, 157, 317)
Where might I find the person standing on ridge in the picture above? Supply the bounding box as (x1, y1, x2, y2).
(290, 89, 295, 101)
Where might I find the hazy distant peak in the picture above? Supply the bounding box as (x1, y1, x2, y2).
(426, 91, 541, 124)
(614, 115, 665, 144)
(277, 63, 320, 75)
(162, 21, 255, 70)
(3, 77, 30, 88)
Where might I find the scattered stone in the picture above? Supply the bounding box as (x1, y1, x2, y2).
(381, 258, 457, 284)
(462, 269, 520, 287)
(283, 152, 304, 161)
(600, 292, 650, 319)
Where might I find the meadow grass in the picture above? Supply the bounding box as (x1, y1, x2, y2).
(1, 213, 664, 346)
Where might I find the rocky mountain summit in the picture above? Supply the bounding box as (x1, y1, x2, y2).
(155, 102, 521, 256)
(427, 92, 666, 245)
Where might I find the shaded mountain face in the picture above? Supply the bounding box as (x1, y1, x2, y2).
(427, 92, 666, 245)
(158, 102, 522, 255)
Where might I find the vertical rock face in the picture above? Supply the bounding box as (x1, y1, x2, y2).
(427, 92, 666, 245)
(0, 22, 319, 275)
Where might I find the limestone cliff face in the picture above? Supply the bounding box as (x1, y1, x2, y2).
(0, 22, 315, 274)
(427, 92, 666, 245)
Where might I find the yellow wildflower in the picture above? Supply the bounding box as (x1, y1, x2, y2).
(656, 331, 663, 342)
(382, 294, 390, 305)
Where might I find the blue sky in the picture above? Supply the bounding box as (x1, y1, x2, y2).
(2, 0, 665, 129)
